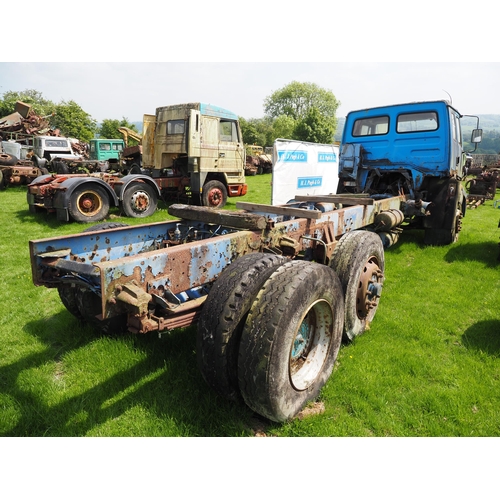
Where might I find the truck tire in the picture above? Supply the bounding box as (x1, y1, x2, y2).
(197, 253, 287, 401)
(75, 287, 127, 334)
(68, 184, 110, 223)
(238, 261, 344, 422)
(424, 195, 463, 246)
(57, 284, 84, 320)
(202, 180, 227, 209)
(0, 168, 5, 189)
(330, 230, 385, 341)
(121, 182, 157, 218)
(0, 153, 18, 166)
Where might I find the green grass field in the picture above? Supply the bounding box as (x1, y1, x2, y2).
(1, 175, 499, 437)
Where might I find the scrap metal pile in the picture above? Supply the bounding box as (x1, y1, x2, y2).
(0, 101, 89, 187)
(0, 101, 88, 156)
(0, 101, 58, 138)
(245, 153, 273, 176)
(466, 161, 500, 208)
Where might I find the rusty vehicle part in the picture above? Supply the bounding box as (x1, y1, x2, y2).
(0, 102, 55, 137)
(467, 195, 486, 209)
(1, 162, 46, 187)
(245, 145, 273, 175)
(27, 172, 160, 222)
(466, 168, 499, 200)
(117, 127, 143, 174)
(1, 146, 47, 187)
(30, 193, 419, 422)
(0, 152, 19, 166)
(245, 155, 259, 176)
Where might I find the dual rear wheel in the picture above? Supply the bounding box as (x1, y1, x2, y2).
(197, 230, 386, 422)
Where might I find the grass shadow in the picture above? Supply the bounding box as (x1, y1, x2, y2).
(1, 313, 258, 437)
(462, 319, 500, 356)
(444, 241, 500, 267)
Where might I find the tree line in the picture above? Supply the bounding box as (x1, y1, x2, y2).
(1, 86, 499, 154)
(0, 82, 340, 146)
(0, 89, 139, 143)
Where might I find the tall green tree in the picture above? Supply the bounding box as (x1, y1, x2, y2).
(51, 100, 97, 142)
(264, 81, 340, 122)
(270, 114, 296, 142)
(239, 117, 261, 145)
(293, 107, 335, 144)
(98, 118, 139, 141)
(0, 89, 55, 118)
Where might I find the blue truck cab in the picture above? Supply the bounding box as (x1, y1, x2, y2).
(338, 100, 482, 245)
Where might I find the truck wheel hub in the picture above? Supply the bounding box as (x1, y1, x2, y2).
(356, 258, 383, 319)
(131, 191, 150, 211)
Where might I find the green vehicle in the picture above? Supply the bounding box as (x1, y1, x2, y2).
(89, 139, 124, 165)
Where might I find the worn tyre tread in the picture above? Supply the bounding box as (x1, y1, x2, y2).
(68, 184, 110, 223)
(197, 253, 287, 400)
(330, 230, 385, 341)
(238, 261, 344, 422)
(121, 182, 157, 218)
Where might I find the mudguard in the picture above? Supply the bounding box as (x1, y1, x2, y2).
(52, 177, 120, 221)
(112, 174, 162, 200)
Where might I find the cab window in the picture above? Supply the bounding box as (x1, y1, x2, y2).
(167, 120, 185, 134)
(397, 112, 438, 133)
(352, 116, 389, 136)
(219, 120, 239, 142)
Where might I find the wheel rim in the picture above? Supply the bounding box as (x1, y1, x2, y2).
(76, 191, 102, 217)
(356, 257, 383, 319)
(129, 189, 151, 213)
(208, 188, 223, 207)
(289, 299, 333, 391)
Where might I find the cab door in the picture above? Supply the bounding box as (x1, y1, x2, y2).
(217, 118, 244, 172)
(449, 108, 463, 176)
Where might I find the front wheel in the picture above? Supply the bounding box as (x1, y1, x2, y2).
(202, 180, 227, 208)
(121, 182, 157, 218)
(68, 184, 110, 223)
(238, 261, 344, 422)
(424, 195, 464, 246)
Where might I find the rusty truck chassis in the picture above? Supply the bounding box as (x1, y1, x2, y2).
(30, 195, 409, 335)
